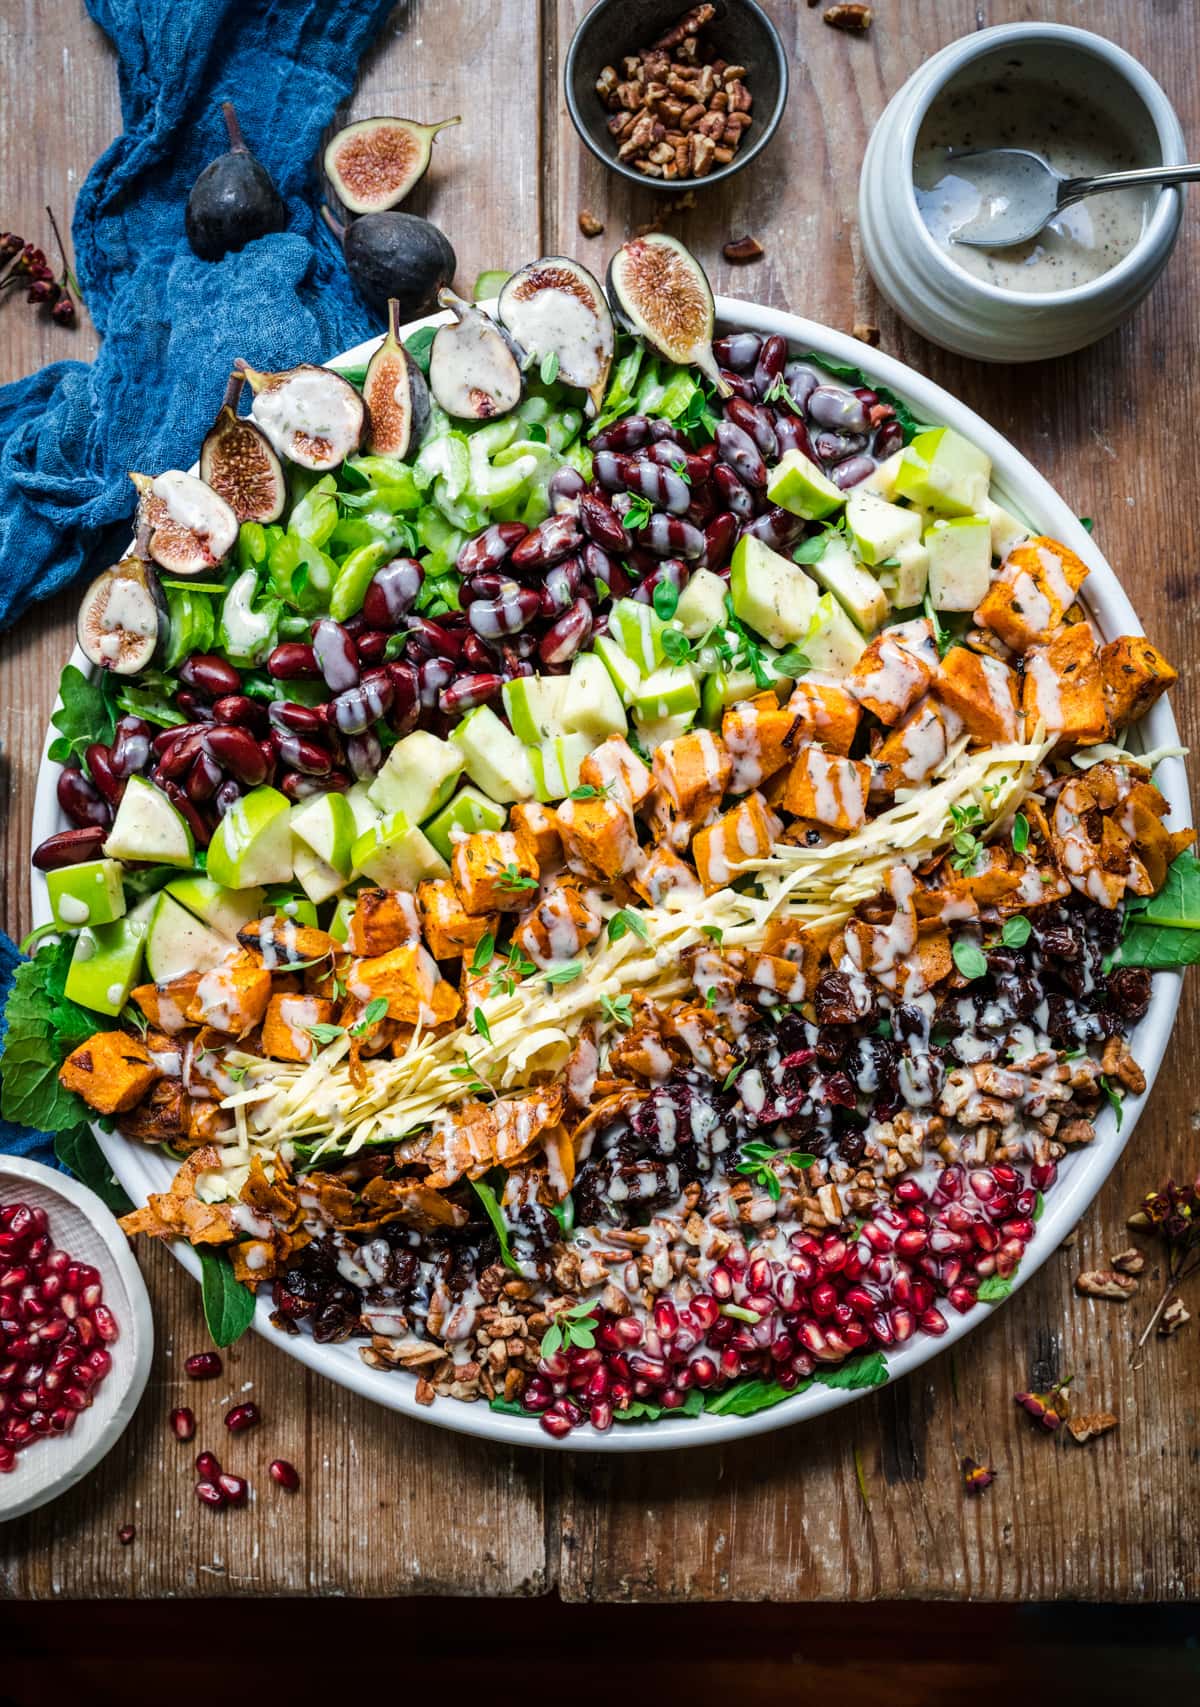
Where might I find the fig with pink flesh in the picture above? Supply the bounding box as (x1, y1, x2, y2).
(129, 470, 239, 575)
(238, 360, 365, 471)
(200, 373, 286, 523)
(428, 288, 522, 420)
(363, 299, 431, 458)
(607, 234, 729, 396)
(77, 558, 166, 674)
(498, 257, 614, 417)
(323, 116, 461, 216)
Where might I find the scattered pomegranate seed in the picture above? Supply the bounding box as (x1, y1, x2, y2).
(194, 1479, 225, 1509)
(117, 1523, 136, 1544)
(217, 1473, 248, 1505)
(223, 1402, 260, 1433)
(183, 1351, 222, 1380)
(194, 1450, 222, 1481)
(170, 1407, 196, 1441)
(269, 1458, 300, 1491)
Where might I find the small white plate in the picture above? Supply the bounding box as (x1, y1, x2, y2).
(0, 1156, 153, 1521)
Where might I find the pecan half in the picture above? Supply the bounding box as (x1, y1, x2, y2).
(1110, 1246, 1146, 1275)
(723, 235, 764, 263)
(823, 3, 874, 32)
(578, 210, 605, 238)
(1160, 1295, 1191, 1336)
(1075, 1269, 1139, 1301)
(1067, 1411, 1119, 1443)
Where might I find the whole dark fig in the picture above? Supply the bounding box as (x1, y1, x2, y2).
(186, 103, 287, 262)
(323, 206, 455, 318)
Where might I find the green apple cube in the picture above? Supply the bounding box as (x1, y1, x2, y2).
(262, 888, 320, 928)
(529, 734, 596, 804)
(632, 664, 701, 723)
(766, 449, 846, 522)
(699, 659, 793, 726)
(328, 895, 356, 943)
(344, 780, 383, 838)
(925, 515, 993, 611)
(102, 776, 194, 868)
(878, 538, 930, 609)
(351, 813, 449, 888)
(861, 448, 906, 502)
(451, 706, 534, 804)
(291, 791, 356, 878)
(805, 534, 890, 634)
(502, 675, 568, 745)
(609, 598, 665, 674)
(730, 534, 821, 649)
(46, 859, 125, 931)
(633, 709, 695, 749)
(894, 427, 991, 517)
(424, 786, 508, 861)
(560, 653, 627, 739)
(366, 730, 465, 822)
(674, 568, 728, 638)
(804, 592, 869, 675)
(593, 634, 643, 707)
(983, 497, 1030, 560)
(145, 892, 234, 984)
(206, 786, 293, 889)
(293, 841, 348, 906)
(166, 875, 264, 940)
(64, 896, 155, 1016)
(845, 490, 923, 567)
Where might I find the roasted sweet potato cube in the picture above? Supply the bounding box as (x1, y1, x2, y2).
(556, 796, 640, 879)
(512, 882, 603, 968)
(451, 831, 537, 916)
(722, 693, 798, 793)
(236, 917, 338, 969)
(975, 536, 1089, 652)
(132, 972, 201, 1034)
(509, 802, 562, 871)
(60, 1031, 160, 1115)
(350, 942, 461, 1027)
(648, 731, 731, 850)
(848, 620, 937, 726)
(579, 734, 654, 808)
(935, 646, 1021, 744)
(870, 700, 954, 794)
(691, 793, 780, 892)
(1099, 635, 1178, 729)
(740, 950, 811, 1004)
(183, 953, 272, 1036)
(761, 917, 841, 984)
(1022, 622, 1111, 748)
(786, 681, 861, 756)
(346, 889, 421, 956)
(261, 994, 337, 1063)
(917, 928, 953, 988)
(779, 746, 870, 831)
(630, 845, 704, 907)
(417, 878, 497, 961)
(118, 1077, 185, 1147)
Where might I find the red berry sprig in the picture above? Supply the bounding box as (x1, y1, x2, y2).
(0, 207, 80, 325)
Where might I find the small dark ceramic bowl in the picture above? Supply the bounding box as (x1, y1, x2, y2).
(565, 0, 789, 191)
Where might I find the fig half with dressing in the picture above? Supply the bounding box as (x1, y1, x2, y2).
(498, 257, 614, 417)
(129, 470, 239, 575)
(200, 373, 287, 523)
(238, 360, 365, 471)
(429, 288, 522, 420)
(363, 299, 431, 458)
(607, 234, 729, 396)
(77, 558, 166, 675)
(323, 115, 461, 215)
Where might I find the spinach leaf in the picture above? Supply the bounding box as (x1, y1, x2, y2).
(705, 1378, 806, 1417)
(813, 1350, 889, 1391)
(976, 1273, 1015, 1303)
(471, 1176, 519, 1271)
(50, 664, 119, 766)
(199, 1249, 257, 1347)
(614, 1388, 705, 1423)
(0, 938, 98, 1131)
(0, 1040, 85, 1132)
(488, 1394, 527, 1416)
(54, 1124, 134, 1215)
(404, 326, 437, 375)
(1116, 854, 1200, 968)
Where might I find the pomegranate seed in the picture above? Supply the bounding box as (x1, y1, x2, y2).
(890, 1308, 915, 1343)
(709, 1265, 733, 1299)
(893, 1179, 925, 1203)
(897, 1228, 928, 1257)
(539, 1411, 573, 1439)
(610, 1379, 633, 1410)
(842, 1322, 870, 1350)
(184, 1351, 222, 1380)
(217, 1473, 248, 1505)
(589, 1401, 613, 1432)
(1031, 1160, 1057, 1190)
(653, 1299, 678, 1339)
(614, 1316, 643, 1346)
(1002, 1218, 1036, 1243)
(91, 1305, 120, 1343)
(819, 1236, 848, 1272)
(690, 1355, 718, 1388)
(947, 1284, 978, 1314)
(118, 1523, 136, 1544)
(170, 1407, 196, 1441)
(224, 1402, 260, 1433)
(61, 1385, 91, 1411)
(522, 1378, 553, 1412)
(269, 1458, 300, 1490)
(719, 1348, 742, 1379)
(869, 1312, 894, 1346)
(0, 1267, 29, 1291)
(195, 1479, 226, 1509)
(0, 1444, 14, 1472)
(195, 1450, 222, 1481)
(810, 1282, 837, 1318)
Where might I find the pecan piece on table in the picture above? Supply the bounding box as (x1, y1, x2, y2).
(1075, 1269, 1139, 1301)
(823, 3, 874, 31)
(1066, 1411, 1119, 1444)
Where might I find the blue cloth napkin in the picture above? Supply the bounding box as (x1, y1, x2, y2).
(0, 0, 401, 1162)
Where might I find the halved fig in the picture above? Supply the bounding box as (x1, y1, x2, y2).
(324, 115, 461, 216)
(607, 234, 730, 396)
(129, 470, 239, 575)
(77, 558, 166, 675)
(498, 257, 614, 417)
(428, 288, 522, 420)
(239, 361, 365, 470)
(200, 374, 287, 523)
(363, 299, 432, 458)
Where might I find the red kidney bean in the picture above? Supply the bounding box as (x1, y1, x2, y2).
(345, 730, 383, 780)
(403, 616, 463, 662)
(311, 619, 359, 693)
(204, 725, 269, 786)
(718, 368, 757, 402)
(186, 750, 223, 803)
(808, 385, 871, 434)
(355, 629, 390, 665)
(152, 723, 190, 758)
(268, 700, 324, 737)
(642, 513, 705, 559)
(829, 454, 877, 490)
(633, 558, 689, 606)
(274, 734, 333, 777)
(873, 419, 905, 460)
(214, 780, 242, 818)
(624, 458, 690, 515)
(592, 450, 630, 493)
(647, 418, 686, 447)
(595, 555, 632, 598)
(211, 694, 257, 727)
(814, 429, 867, 464)
(644, 442, 710, 486)
(694, 442, 719, 471)
(84, 744, 124, 809)
(701, 511, 739, 571)
(361, 558, 424, 628)
(685, 485, 716, 528)
(725, 397, 779, 460)
(387, 661, 420, 728)
(33, 826, 108, 870)
(455, 522, 528, 578)
(341, 613, 369, 639)
(773, 410, 816, 461)
(538, 598, 592, 666)
(783, 361, 821, 412)
(175, 691, 216, 723)
(267, 642, 319, 680)
(714, 421, 766, 487)
(712, 461, 755, 520)
(714, 331, 762, 371)
(548, 467, 587, 508)
(511, 513, 582, 571)
(331, 669, 394, 735)
(57, 763, 112, 829)
(155, 725, 208, 781)
(590, 414, 651, 453)
(279, 771, 338, 802)
(742, 506, 805, 552)
(854, 385, 881, 410)
(109, 716, 153, 778)
(578, 492, 630, 553)
(417, 657, 454, 711)
(467, 585, 540, 640)
(626, 544, 662, 580)
(753, 334, 788, 400)
(439, 673, 505, 715)
(259, 737, 278, 778)
(460, 633, 495, 671)
(180, 654, 241, 699)
(163, 782, 212, 850)
(541, 557, 584, 617)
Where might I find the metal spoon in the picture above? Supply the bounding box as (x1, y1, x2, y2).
(948, 149, 1200, 249)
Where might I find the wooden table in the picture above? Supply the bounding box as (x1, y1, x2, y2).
(2, 0, 1198, 1602)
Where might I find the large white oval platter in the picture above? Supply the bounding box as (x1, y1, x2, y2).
(29, 296, 1191, 1452)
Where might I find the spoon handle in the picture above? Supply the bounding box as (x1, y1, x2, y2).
(1057, 161, 1200, 210)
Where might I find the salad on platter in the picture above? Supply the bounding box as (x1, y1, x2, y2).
(17, 237, 1196, 1438)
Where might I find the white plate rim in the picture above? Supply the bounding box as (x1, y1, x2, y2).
(26, 294, 1191, 1453)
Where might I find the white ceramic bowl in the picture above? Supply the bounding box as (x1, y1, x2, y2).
(29, 298, 1191, 1451)
(0, 1156, 153, 1519)
(859, 24, 1187, 361)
